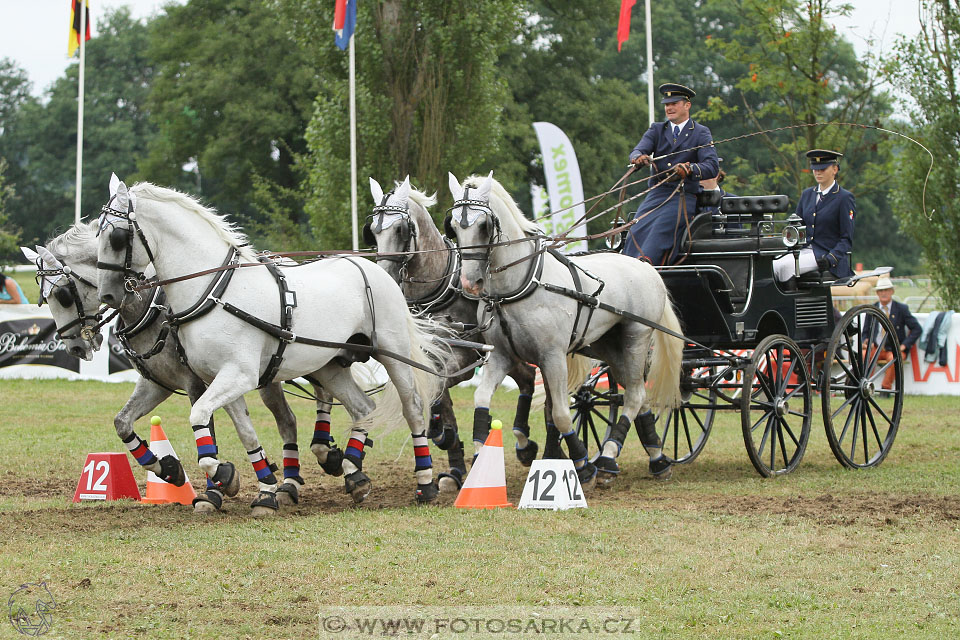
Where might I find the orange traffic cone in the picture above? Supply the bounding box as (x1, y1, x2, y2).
(141, 416, 197, 505)
(454, 419, 513, 509)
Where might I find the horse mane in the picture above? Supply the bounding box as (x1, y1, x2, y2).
(130, 183, 259, 261)
(403, 184, 438, 230)
(462, 174, 542, 238)
(46, 220, 100, 265)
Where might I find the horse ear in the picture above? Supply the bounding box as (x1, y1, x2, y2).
(448, 172, 463, 201)
(395, 175, 411, 202)
(20, 246, 40, 264)
(369, 177, 384, 203)
(475, 170, 495, 200)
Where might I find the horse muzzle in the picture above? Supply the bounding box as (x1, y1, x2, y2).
(460, 274, 483, 297)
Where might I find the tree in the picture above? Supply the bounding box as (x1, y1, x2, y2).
(0, 158, 19, 264)
(890, 0, 960, 306)
(1, 8, 156, 245)
(141, 0, 319, 243)
(277, 0, 522, 249)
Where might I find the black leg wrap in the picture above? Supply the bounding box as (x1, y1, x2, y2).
(513, 394, 532, 437)
(447, 437, 467, 474)
(433, 426, 458, 451)
(563, 430, 589, 465)
(427, 403, 443, 441)
(649, 455, 672, 479)
(473, 407, 491, 445)
(192, 489, 223, 511)
(251, 490, 279, 511)
(607, 415, 631, 449)
(543, 423, 564, 459)
(320, 445, 344, 477)
(158, 455, 186, 487)
(210, 461, 239, 497)
(276, 482, 300, 504)
(437, 468, 464, 490)
(344, 470, 372, 503)
(635, 412, 662, 449)
(416, 481, 439, 504)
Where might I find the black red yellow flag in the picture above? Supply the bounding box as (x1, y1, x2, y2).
(68, 0, 91, 57)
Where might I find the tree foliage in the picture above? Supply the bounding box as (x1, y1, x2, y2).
(277, 0, 521, 249)
(890, 0, 960, 307)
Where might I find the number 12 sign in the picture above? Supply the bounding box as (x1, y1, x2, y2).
(518, 459, 588, 510)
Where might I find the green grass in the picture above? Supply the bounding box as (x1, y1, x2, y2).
(1, 380, 959, 639)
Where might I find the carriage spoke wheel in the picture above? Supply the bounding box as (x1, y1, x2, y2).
(657, 367, 716, 464)
(571, 366, 621, 457)
(822, 305, 902, 468)
(741, 335, 812, 477)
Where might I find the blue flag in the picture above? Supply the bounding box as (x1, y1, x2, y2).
(335, 0, 356, 50)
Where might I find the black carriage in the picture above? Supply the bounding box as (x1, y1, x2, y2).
(573, 192, 903, 476)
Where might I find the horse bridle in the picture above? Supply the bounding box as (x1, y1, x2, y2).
(36, 264, 117, 342)
(96, 194, 158, 294)
(363, 190, 418, 264)
(445, 186, 501, 264)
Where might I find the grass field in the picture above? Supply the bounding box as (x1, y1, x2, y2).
(1, 379, 958, 638)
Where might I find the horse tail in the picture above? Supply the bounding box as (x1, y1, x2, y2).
(647, 293, 684, 411)
(360, 312, 451, 433)
(530, 354, 595, 411)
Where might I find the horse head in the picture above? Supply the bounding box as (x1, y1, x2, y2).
(446, 171, 499, 296)
(96, 173, 153, 309)
(365, 175, 418, 283)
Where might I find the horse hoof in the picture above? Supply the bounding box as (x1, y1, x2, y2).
(650, 456, 673, 481)
(192, 489, 223, 513)
(276, 482, 300, 506)
(515, 439, 539, 467)
(437, 469, 464, 493)
(344, 470, 372, 503)
(594, 456, 620, 486)
(577, 462, 598, 493)
(251, 490, 279, 516)
(416, 481, 439, 504)
(158, 455, 186, 487)
(211, 461, 240, 497)
(320, 447, 345, 477)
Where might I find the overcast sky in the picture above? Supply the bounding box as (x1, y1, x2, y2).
(0, 0, 923, 100)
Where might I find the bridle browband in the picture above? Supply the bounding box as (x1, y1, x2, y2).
(96, 194, 158, 294)
(448, 186, 500, 263)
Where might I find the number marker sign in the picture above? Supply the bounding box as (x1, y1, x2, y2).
(518, 459, 588, 510)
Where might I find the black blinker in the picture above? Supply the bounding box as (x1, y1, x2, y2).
(362, 222, 376, 247)
(109, 226, 128, 252)
(443, 214, 456, 240)
(54, 285, 74, 308)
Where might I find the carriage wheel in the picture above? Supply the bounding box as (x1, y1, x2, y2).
(571, 366, 621, 456)
(657, 367, 716, 464)
(740, 334, 812, 477)
(822, 305, 902, 468)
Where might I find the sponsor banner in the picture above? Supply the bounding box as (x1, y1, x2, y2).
(532, 122, 587, 253)
(0, 305, 137, 382)
(904, 312, 959, 395)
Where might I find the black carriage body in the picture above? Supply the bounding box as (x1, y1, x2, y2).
(656, 195, 836, 350)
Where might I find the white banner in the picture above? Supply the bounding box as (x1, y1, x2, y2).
(532, 122, 586, 253)
(904, 312, 959, 395)
(0, 305, 137, 382)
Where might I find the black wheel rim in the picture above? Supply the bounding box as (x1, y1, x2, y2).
(658, 366, 717, 464)
(741, 335, 812, 477)
(572, 366, 621, 457)
(822, 305, 902, 468)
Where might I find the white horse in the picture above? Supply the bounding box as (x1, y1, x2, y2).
(446, 172, 683, 487)
(25, 225, 341, 513)
(95, 178, 451, 505)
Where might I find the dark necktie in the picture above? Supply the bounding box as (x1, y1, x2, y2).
(816, 191, 822, 205)
(673, 125, 680, 140)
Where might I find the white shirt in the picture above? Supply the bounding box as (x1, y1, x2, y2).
(670, 119, 689, 137)
(816, 180, 836, 198)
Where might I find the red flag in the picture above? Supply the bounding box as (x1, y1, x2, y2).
(618, 0, 636, 52)
(333, 0, 347, 30)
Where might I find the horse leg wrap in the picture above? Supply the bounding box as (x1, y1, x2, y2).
(281, 443, 303, 485)
(344, 428, 372, 471)
(344, 470, 372, 503)
(157, 454, 186, 487)
(276, 480, 300, 505)
(311, 410, 334, 448)
(416, 480, 439, 504)
(427, 403, 443, 442)
(561, 429, 589, 469)
(596, 415, 631, 480)
(209, 461, 239, 497)
(473, 407, 491, 447)
(543, 422, 564, 459)
(512, 394, 533, 449)
(250, 490, 279, 512)
(122, 431, 158, 468)
(634, 411, 663, 458)
(319, 445, 344, 477)
(192, 425, 220, 479)
(412, 432, 433, 473)
(247, 447, 279, 486)
(192, 488, 224, 512)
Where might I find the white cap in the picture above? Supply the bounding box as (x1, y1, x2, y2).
(875, 275, 894, 291)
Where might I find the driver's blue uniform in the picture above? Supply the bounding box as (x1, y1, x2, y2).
(623, 120, 719, 264)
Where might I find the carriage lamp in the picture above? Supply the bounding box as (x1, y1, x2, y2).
(782, 213, 806, 248)
(605, 216, 627, 250)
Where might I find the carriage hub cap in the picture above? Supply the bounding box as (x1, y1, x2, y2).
(861, 380, 875, 398)
(775, 398, 789, 417)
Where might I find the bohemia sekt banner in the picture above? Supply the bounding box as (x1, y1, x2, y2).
(0, 305, 136, 381)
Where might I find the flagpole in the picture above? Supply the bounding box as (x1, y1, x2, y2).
(74, 0, 86, 225)
(349, 33, 358, 251)
(645, 0, 654, 125)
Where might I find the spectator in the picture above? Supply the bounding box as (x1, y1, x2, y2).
(0, 271, 28, 304)
(867, 275, 920, 393)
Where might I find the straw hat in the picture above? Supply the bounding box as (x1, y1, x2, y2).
(875, 275, 894, 291)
